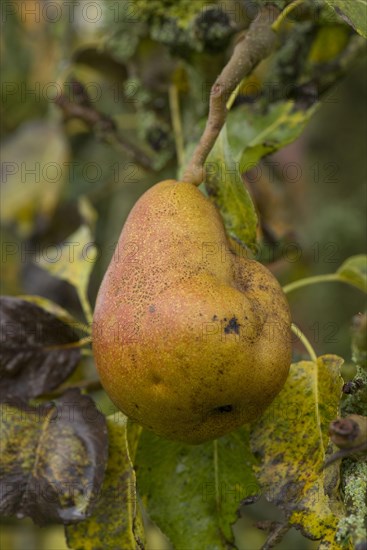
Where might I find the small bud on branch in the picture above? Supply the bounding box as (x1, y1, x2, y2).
(329, 414, 367, 450)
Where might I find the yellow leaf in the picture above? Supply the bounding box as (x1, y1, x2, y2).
(308, 26, 350, 64)
(38, 225, 97, 323)
(39, 225, 97, 299)
(251, 355, 345, 546)
(66, 413, 145, 550)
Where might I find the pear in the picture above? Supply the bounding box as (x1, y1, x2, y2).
(93, 180, 291, 444)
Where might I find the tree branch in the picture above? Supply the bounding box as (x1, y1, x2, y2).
(55, 84, 154, 172)
(182, 5, 279, 186)
(256, 521, 290, 550)
(42, 378, 103, 399)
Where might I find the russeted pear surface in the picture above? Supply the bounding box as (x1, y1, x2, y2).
(93, 180, 292, 444)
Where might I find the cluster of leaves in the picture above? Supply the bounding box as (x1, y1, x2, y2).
(205, 1, 366, 252)
(1, 0, 367, 549)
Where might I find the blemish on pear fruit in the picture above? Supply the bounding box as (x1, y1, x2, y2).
(93, 180, 292, 444)
(152, 374, 162, 385)
(224, 316, 241, 335)
(215, 405, 233, 414)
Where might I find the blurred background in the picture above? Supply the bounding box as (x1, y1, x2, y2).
(1, 0, 366, 548)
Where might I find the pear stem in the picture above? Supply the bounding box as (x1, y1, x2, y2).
(42, 379, 102, 399)
(291, 323, 318, 364)
(272, 0, 305, 32)
(213, 439, 221, 512)
(78, 288, 94, 326)
(283, 273, 340, 294)
(169, 83, 185, 167)
(226, 81, 242, 111)
(182, 5, 279, 186)
(45, 335, 92, 352)
(72, 321, 92, 335)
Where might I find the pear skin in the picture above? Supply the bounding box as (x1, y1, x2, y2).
(93, 180, 292, 444)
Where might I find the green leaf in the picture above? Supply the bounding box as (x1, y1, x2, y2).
(66, 413, 145, 550)
(250, 355, 344, 547)
(135, 427, 259, 550)
(227, 101, 318, 174)
(205, 125, 258, 251)
(325, 0, 367, 38)
(337, 254, 367, 293)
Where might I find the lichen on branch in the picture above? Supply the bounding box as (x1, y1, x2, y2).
(182, 5, 279, 186)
